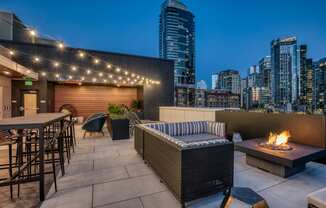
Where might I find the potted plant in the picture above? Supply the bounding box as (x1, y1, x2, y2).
(107, 104, 129, 140)
(131, 100, 144, 119)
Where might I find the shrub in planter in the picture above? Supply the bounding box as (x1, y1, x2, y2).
(107, 104, 129, 140)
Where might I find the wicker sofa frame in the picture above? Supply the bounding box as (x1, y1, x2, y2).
(134, 123, 234, 206)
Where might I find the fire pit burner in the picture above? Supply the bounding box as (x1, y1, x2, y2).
(258, 130, 293, 151)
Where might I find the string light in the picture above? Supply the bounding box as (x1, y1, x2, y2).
(103, 79, 107, 83)
(108, 74, 113, 78)
(94, 59, 99, 64)
(2, 19, 161, 86)
(55, 73, 60, 78)
(92, 78, 97, 82)
(9, 50, 15, 56)
(98, 72, 103, 77)
(41, 72, 47, 76)
(78, 51, 85, 58)
(33, 56, 41, 63)
(57, 42, 65, 50)
(118, 76, 122, 80)
(53, 61, 60, 67)
(81, 76, 85, 81)
(28, 29, 37, 37)
(86, 69, 92, 74)
(68, 75, 73, 79)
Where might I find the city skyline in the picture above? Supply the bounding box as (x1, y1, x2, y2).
(1, 0, 326, 86)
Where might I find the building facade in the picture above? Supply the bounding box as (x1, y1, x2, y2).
(298, 45, 314, 112)
(196, 80, 207, 90)
(211, 73, 218, 89)
(194, 88, 206, 107)
(259, 56, 272, 89)
(159, 0, 195, 87)
(271, 37, 298, 107)
(315, 58, 326, 113)
(217, 69, 240, 94)
(206, 90, 240, 108)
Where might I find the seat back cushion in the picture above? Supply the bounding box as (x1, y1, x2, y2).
(207, 121, 225, 137)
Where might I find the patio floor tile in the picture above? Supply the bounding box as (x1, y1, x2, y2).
(93, 175, 166, 207)
(94, 154, 143, 170)
(41, 186, 92, 208)
(141, 191, 180, 208)
(99, 198, 143, 208)
(57, 166, 129, 190)
(234, 167, 287, 192)
(125, 163, 154, 178)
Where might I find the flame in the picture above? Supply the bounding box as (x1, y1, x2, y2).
(267, 131, 290, 146)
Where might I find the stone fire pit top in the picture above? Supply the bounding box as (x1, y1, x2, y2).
(235, 138, 326, 168)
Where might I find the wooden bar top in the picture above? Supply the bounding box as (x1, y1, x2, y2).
(0, 113, 70, 130)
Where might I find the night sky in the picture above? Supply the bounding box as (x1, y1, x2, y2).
(2, 0, 326, 88)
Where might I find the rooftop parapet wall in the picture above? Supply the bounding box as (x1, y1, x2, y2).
(215, 111, 326, 148)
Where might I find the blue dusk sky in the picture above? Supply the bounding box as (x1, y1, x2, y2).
(1, 0, 326, 88)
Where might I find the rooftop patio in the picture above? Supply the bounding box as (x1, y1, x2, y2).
(34, 126, 326, 208)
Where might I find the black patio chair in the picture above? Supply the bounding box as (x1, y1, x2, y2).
(81, 113, 107, 138)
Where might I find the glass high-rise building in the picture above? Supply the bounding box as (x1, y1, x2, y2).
(159, 0, 195, 87)
(211, 73, 218, 89)
(271, 37, 298, 106)
(315, 58, 326, 112)
(298, 45, 314, 112)
(259, 56, 272, 89)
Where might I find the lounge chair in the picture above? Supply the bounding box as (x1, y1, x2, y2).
(81, 113, 107, 138)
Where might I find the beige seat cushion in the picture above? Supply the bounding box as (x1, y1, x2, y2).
(307, 188, 326, 208)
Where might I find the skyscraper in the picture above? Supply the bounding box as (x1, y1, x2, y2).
(217, 70, 240, 94)
(315, 58, 326, 113)
(159, 0, 195, 87)
(211, 73, 218, 89)
(271, 37, 298, 107)
(298, 45, 314, 112)
(259, 56, 272, 89)
(248, 65, 261, 88)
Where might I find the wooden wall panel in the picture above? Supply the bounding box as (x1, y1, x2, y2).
(54, 85, 138, 119)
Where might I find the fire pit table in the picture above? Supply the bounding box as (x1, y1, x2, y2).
(235, 138, 326, 178)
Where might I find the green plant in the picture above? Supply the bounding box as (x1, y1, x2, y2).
(107, 104, 126, 119)
(131, 100, 142, 112)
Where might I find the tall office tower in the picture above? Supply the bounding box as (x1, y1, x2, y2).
(258, 56, 272, 106)
(240, 78, 249, 109)
(259, 56, 272, 89)
(212, 73, 218, 89)
(315, 58, 326, 113)
(271, 37, 298, 107)
(159, 0, 195, 87)
(248, 65, 261, 88)
(217, 70, 241, 94)
(298, 45, 313, 111)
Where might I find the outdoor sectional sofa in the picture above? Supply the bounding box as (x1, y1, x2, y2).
(134, 121, 234, 207)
